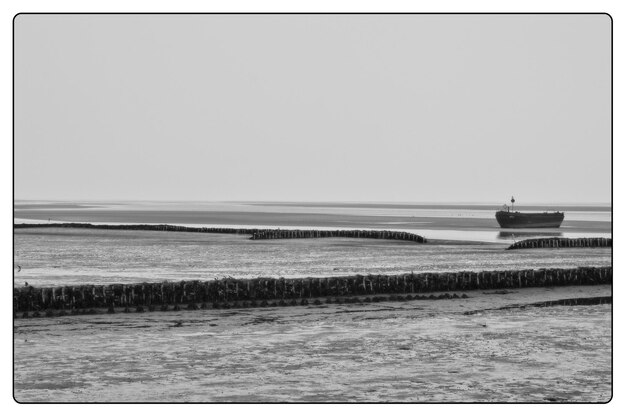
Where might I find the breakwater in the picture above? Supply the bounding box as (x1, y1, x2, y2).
(14, 222, 262, 235)
(463, 295, 612, 315)
(250, 229, 426, 243)
(14, 266, 611, 316)
(14, 223, 426, 243)
(507, 237, 612, 250)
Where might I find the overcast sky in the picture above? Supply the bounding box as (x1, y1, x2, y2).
(14, 14, 611, 204)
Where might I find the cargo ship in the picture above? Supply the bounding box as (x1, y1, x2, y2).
(495, 197, 564, 229)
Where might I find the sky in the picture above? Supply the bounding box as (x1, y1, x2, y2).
(14, 14, 611, 204)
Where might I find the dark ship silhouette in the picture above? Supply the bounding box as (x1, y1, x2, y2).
(495, 196, 564, 228)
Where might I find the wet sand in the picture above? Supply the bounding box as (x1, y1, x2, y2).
(14, 285, 611, 403)
(14, 228, 611, 287)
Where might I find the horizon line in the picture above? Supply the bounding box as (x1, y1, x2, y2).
(13, 198, 613, 206)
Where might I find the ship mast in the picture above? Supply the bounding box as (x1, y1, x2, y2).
(511, 196, 515, 212)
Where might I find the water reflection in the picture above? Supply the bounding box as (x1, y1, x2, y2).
(497, 231, 563, 240)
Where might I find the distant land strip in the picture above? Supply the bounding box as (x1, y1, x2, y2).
(507, 237, 612, 250)
(14, 266, 611, 317)
(14, 222, 427, 243)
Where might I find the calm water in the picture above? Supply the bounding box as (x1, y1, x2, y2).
(14, 201, 611, 243)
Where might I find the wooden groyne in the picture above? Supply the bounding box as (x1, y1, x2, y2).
(250, 229, 426, 243)
(14, 223, 426, 244)
(463, 295, 612, 315)
(14, 266, 611, 315)
(14, 222, 262, 235)
(507, 237, 612, 250)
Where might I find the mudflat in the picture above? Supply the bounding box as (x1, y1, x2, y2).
(14, 228, 611, 287)
(14, 285, 611, 402)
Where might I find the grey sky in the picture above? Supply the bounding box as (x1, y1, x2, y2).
(14, 14, 611, 204)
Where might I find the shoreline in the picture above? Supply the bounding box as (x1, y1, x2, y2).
(14, 220, 612, 245)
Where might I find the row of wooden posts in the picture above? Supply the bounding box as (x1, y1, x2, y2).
(250, 229, 426, 242)
(507, 237, 612, 250)
(14, 223, 427, 244)
(462, 295, 612, 315)
(14, 266, 611, 313)
(15, 222, 266, 236)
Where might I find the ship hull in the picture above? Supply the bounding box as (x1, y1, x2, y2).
(495, 211, 564, 228)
